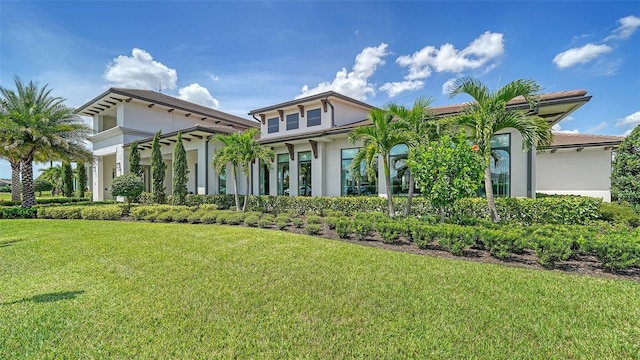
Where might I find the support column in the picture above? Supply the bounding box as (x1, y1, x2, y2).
(197, 138, 207, 194)
(311, 142, 324, 196)
(93, 156, 103, 201)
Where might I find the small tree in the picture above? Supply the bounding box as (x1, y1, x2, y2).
(611, 125, 640, 207)
(129, 140, 143, 178)
(77, 162, 87, 198)
(62, 161, 74, 197)
(408, 132, 485, 222)
(151, 131, 167, 204)
(111, 174, 144, 214)
(172, 132, 189, 205)
(34, 178, 53, 197)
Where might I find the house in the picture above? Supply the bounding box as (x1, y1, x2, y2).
(80, 87, 605, 202)
(536, 133, 623, 201)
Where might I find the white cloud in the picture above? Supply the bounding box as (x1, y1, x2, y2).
(552, 123, 580, 134)
(296, 43, 389, 100)
(104, 48, 177, 90)
(207, 72, 220, 81)
(178, 83, 220, 109)
(552, 43, 612, 69)
(441, 77, 459, 95)
(587, 121, 609, 133)
(616, 111, 640, 127)
(623, 128, 633, 136)
(379, 80, 424, 97)
(396, 31, 504, 80)
(605, 15, 640, 41)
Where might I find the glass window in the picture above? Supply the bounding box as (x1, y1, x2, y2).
(478, 134, 511, 197)
(298, 151, 312, 196)
(219, 173, 226, 195)
(341, 148, 377, 196)
(259, 161, 270, 195)
(267, 117, 279, 134)
(389, 144, 419, 195)
(286, 113, 299, 130)
(307, 108, 321, 127)
(277, 154, 290, 196)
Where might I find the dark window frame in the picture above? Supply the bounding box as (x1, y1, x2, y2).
(307, 108, 321, 127)
(286, 113, 299, 130)
(267, 117, 279, 134)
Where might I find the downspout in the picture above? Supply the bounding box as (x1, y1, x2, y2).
(252, 114, 261, 123)
(205, 136, 210, 195)
(324, 96, 335, 127)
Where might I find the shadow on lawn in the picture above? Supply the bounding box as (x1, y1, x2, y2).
(1, 290, 85, 305)
(0, 239, 25, 248)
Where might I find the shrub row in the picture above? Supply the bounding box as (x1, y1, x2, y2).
(37, 205, 123, 220)
(0, 207, 38, 219)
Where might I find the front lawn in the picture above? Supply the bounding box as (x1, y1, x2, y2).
(1, 220, 639, 358)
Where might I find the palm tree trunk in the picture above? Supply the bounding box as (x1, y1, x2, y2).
(484, 165, 500, 223)
(383, 157, 395, 217)
(21, 154, 36, 208)
(404, 173, 415, 217)
(243, 170, 250, 212)
(440, 207, 446, 223)
(10, 160, 21, 202)
(232, 166, 240, 211)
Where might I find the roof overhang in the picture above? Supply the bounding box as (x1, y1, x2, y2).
(125, 125, 236, 151)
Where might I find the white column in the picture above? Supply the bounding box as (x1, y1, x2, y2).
(93, 156, 103, 201)
(197, 138, 207, 194)
(312, 143, 324, 196)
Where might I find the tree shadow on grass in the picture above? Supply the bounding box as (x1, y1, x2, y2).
(1, 290, 85, 305)
(0, 239, 24, 248)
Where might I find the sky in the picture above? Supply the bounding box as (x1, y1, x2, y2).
(1, 1, 639, 179)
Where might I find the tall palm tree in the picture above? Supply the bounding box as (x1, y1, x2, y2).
(0, 77, 92, 207)
(349, 108, 406, 217)
(39, 164, 64, 196)
(211, 128, 273, 212)
(387, 96, 445, 216)
(449, 77, 552, 222)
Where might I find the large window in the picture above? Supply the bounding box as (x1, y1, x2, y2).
(277, 154, 290, 196)
(389, 144, 419, 195)
(298, 151, 312, 196)
(286, 113, 299, 130)
(482, 134, 511, 197)
(341, 148, 377, 196)
(307, 108, 321, 127)
(259, 161, 270, 195)
(267, 117, 279, 134)
(219, 173, 226, 195)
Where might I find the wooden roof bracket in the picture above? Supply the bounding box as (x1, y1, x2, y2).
(285, 143, 295, 160)
(309, 140, 318, 159)
(298, 105, 305, 117)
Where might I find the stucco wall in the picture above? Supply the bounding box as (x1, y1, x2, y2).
(536, 147, 613, 201)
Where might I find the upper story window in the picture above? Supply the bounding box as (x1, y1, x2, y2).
(307, 108, 321, 127)
(286, 113, 299, 130)
(267, 117, 279, 134)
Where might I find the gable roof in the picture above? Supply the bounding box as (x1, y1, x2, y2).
(76, 88, 258, 129)
(248, 91, 374, 115)
(549, 132, 624, 149)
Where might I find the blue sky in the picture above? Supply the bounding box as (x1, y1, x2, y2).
(1, 1, 639, 179)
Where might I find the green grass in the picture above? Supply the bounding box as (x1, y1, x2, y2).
(1, 220, 639, 358)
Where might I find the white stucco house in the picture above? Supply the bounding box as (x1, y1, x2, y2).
(79, 87, 617, 202)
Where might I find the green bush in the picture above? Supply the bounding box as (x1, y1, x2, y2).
(244, 214, 261, 227)
(600, 202, 640, 228)
(80, 205, 123, 220)
(306, 215, 322, 224)
(37, 206, 83, 219)
(0, 207, 37, 219)
(172, 209, 193, 223)
(336, 218, 351, 238)
(156, 210, 178, 222)
(527, 225, 574, 267)
(353, 217, 374, 241)
(275, 214, 291, 224)
(276, 220, 288, 230)
(325, 216, 338, 229)
(258, 214, 275, 228)
(200, 211, 219, 224)
(292, 218, 305, 228)
(590, 231, 640, 270)
(437, 225, 475, 256)
(376, 221, 404, 244)
(129, 205, 177, 220)
(305, 223, 322, 235)
(479, 227, 528, 259)
(187, 211, 204, 224)
(225, 213, 245, 225)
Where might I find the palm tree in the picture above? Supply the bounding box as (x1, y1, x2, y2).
(449, 77, 552, 223)
(0, 147, 21, 202)
(39, 165, 64, 196)
(349, 108, 407, 217)
(387, 97, 445, 216)
(211, 128, 273, 212)
(0, 77, 93, 207)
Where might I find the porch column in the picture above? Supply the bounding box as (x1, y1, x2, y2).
(197, 138, 207, 194)
(92, 156, 103, 201)
(312, 142, 324, 196)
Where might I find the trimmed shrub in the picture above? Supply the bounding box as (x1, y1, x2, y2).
(600, 202, 640, 228)
(0, 207, 37, 219)
(527, 225, 574, 267)
(336, 218, 351, 238)
(590, 231, 640, 270)
(81, 205, 123, 220)
(376, 221, 404, 244)
(244, 214, 261, 227)
(258, 214, 275, 228)
(172, 209, 193, 223)
(199, 204, 219, 211)
(187, 211, 204, 224)
(225, 213, 245, 225)
(130, 205, 177, 220)
(156, 210, 178, 222)
(306, 215, 322, 225)
(292, 218, 305, 228)
(200, 211, 219, 224)
(325, 216, 338, 229)
(437, 225, 475, 256)
(275, 214, 291, 224)
(37, 206, 83, 219)
(353, 217, 374, 241)
(276, 220, 288, 230)
(305, 223, 322, 235)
